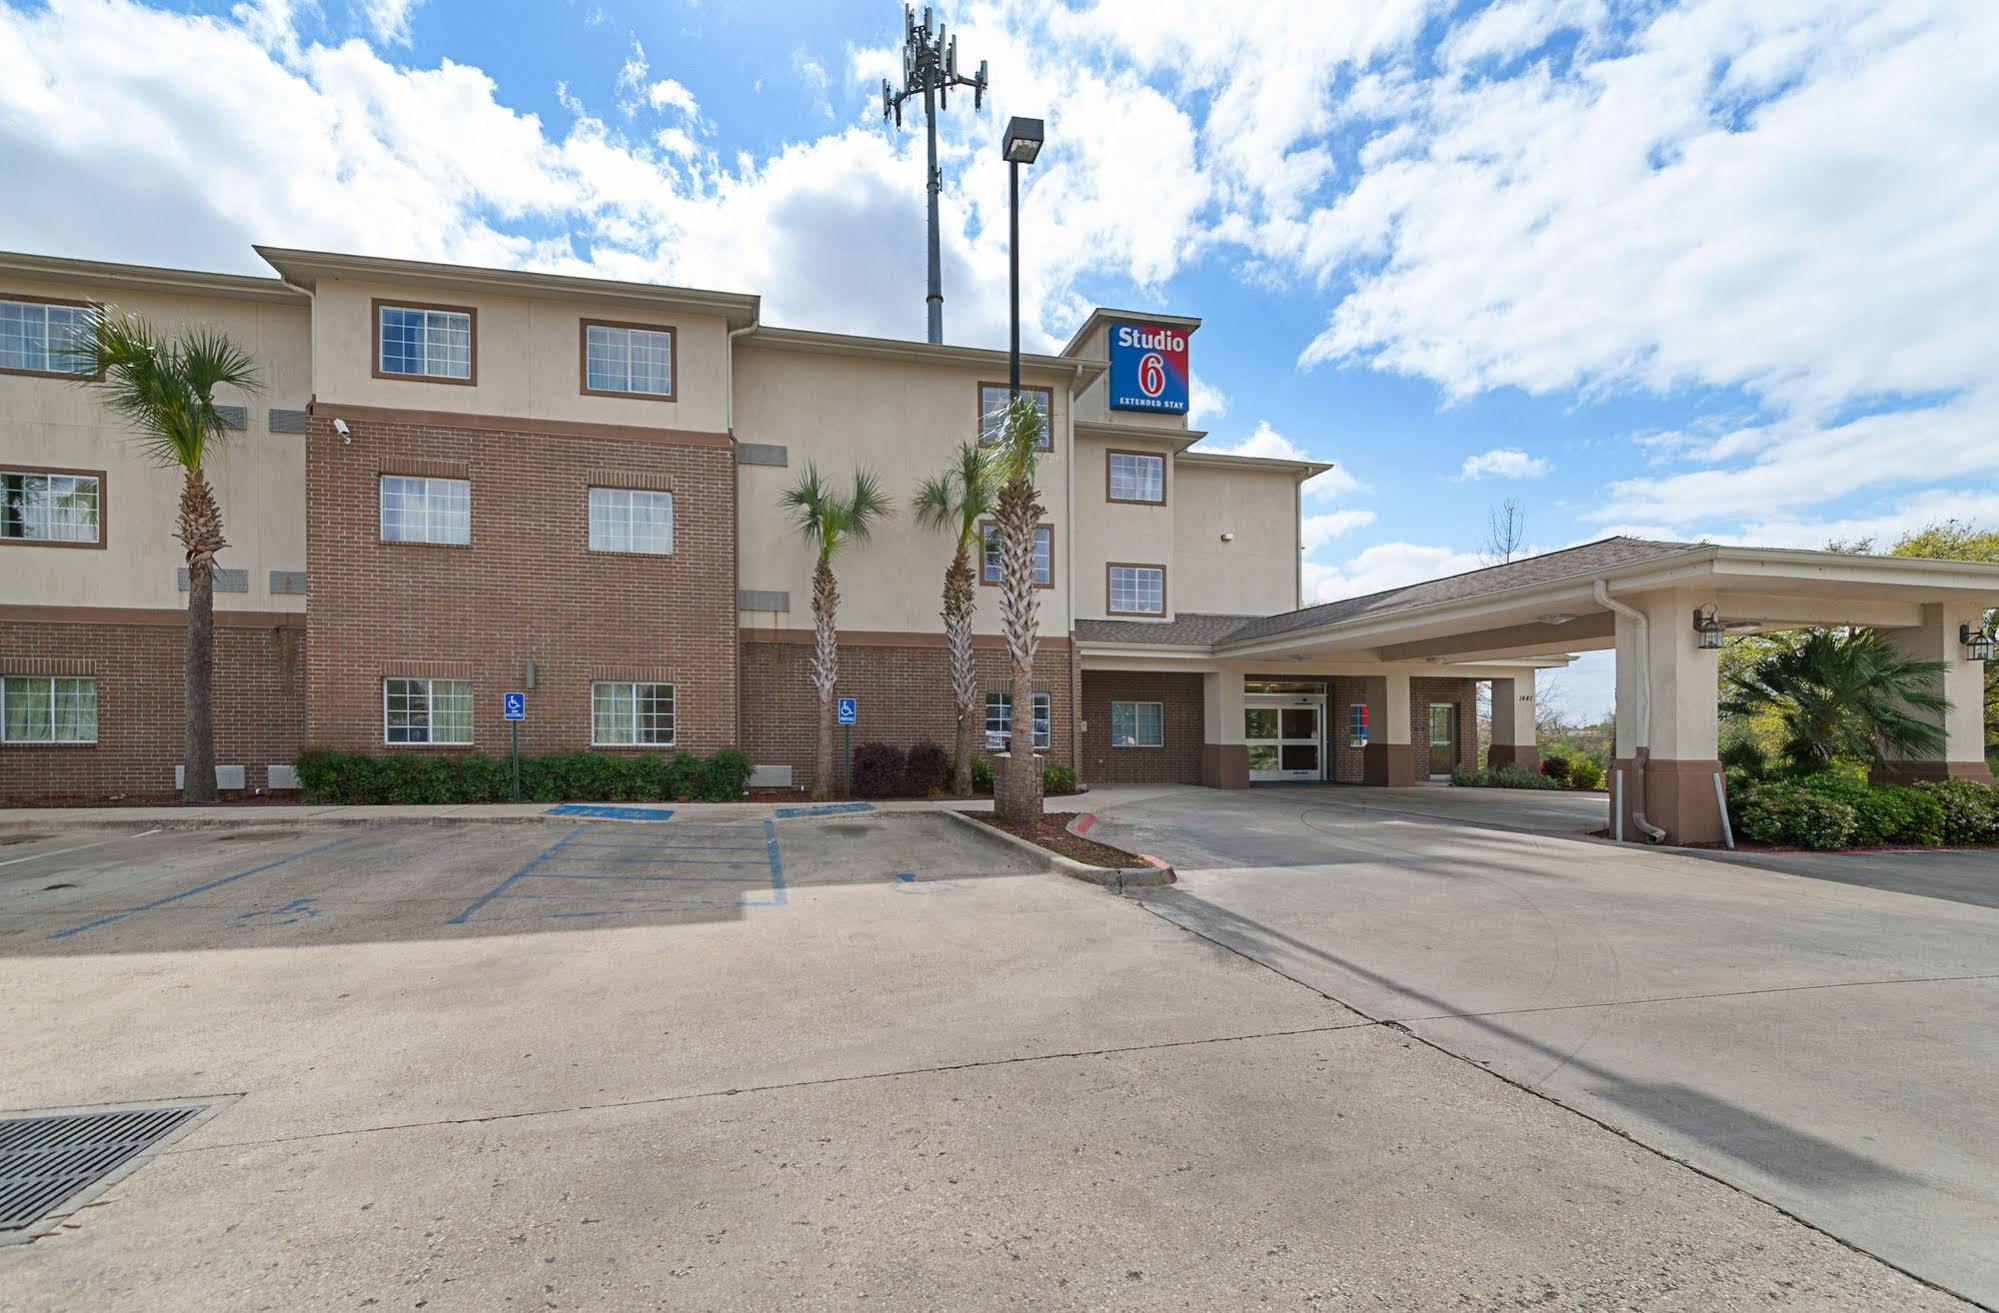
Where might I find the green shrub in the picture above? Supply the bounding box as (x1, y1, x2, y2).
(1540, 754, 1571, 783)
(1912, 779, 1999, 845)
(698, 747, 755, 802)
(1450, 765, 1488, 787)
(1718, 737, 1769, 780)
(1042, 763, 1078, 796)
(1733, 782, 1856, 850)
(971, 755, 995, 794)
(1494, 762, 1561, 790)
(665, 752, 705, 800)
(1797, 776, 1943, 846)
(1568, 758, 1605, 791)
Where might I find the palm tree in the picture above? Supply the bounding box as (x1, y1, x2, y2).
(75, 313, 259, 804)
(781, 463, 892, 799)
(988, 395, 1047, 822)
(914, 441, 998, 797)
(1722, 628, 1950, 775)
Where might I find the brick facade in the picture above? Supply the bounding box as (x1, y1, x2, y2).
(303, 413, 738, 758)
(1079, 670, 1205, 785)
(1410, 677, 1480, 776)
(0, 615, 303, 800)
(741, 634, 1077, 793)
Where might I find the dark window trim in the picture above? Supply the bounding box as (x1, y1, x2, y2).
(1105, 448, 1167, 506)
(1105, 561, 1168, 617)
(1110, 699, 1167, 748)
(371, 298, 478, 387)
(579, 318, 679, 402)
(976, 382, 1055, 451)
(0, 465, 107, 551)
(977, 518, 1056, 589)
(0, 291, 104, 382)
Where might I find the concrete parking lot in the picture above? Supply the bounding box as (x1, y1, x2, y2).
(0, 802, 1986, 1310)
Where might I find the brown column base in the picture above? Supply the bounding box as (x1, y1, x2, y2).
(1874, 760, 1997, 787)
(1609, 756, 1726, 846)
(1363, 742, 1417, 787)
(1200, 744, 1250, 789)
(1486, 744, 1539, 773)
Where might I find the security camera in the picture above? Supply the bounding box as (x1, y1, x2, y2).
(333, 418, 351, 443)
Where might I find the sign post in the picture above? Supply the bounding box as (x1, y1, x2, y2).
(503, 692, 527, 801)
(837, 697, 858, 797)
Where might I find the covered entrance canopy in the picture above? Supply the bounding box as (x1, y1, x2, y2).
(1077, 537, 1999, 846)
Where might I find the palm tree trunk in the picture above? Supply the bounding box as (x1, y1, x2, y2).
(810, 558, 840, 800)
(993, 475, 1043, 823)
(179, 468, 225, 804)
(943, 544, 978, 797)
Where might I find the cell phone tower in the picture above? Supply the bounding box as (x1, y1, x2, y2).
(883, 4, 987, 345)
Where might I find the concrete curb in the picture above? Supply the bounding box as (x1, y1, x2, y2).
(938, 808, 1175, 892)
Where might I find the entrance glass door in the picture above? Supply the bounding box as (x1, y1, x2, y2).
(1246, 698, 1323, 781)
(1428, 704, 1456, 777)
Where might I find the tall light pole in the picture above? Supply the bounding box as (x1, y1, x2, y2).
(883, 5, 987, 345)
(1000, 116, 1043, 397)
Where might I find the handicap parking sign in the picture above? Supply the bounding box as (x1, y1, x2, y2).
(837, 697, 858, 725)
(503, 692, 527, 721)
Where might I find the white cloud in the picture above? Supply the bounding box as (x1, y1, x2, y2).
(361, 0, 420, 46)
(1302, 541, 1488, 604)
(1300, 509, 1376, 551)
(1187, 374, 1227, 426)
(1459, 447, 1552, 480)
(1193, 422, 1361, 500)
(647, 78, 699, 119)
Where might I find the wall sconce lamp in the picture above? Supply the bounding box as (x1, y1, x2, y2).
(1693, 604, 1726, 650)
(1962, 623, 1996, 662)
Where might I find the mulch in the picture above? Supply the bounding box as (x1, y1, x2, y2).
(965, 810, 1149, 869)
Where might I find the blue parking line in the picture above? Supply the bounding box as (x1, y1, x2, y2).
(545, 804, 676, 821)
(764, 819, 787, 907)
(773, 802, 873, 819)
(48, 836, 359, 941)
(446, 826, 589, 925)
(553, 843, 768, 856)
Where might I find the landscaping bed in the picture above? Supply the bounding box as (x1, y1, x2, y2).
(965, 811, 1149, 869)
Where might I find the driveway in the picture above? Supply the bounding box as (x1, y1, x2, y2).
(1090, 785, 1999, 1308)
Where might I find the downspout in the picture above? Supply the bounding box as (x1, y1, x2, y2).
(725, 318, 758, 761)
(1594, 579, 1667, 844)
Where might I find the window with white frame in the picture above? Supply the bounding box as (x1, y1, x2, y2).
(985, 691, 1052, 751)
(1110, 700, 1165, 748)
(981, 523, 1052, 586)
(1, 675, 98, 744)
(1108, 565, 1165, 615)
(3, 470, 100, 543)
(583, 322, 673, 398)
(588, 487, 673, 555)
(383, 678, 473, 745)
(377, 303, 473, 381)
(1107, 452, 1164, 504)
(380, 476, 470, 544)
(978, 384, 1053, 449)
(0, 298, 94, 376)
(591, 681, 676, 746)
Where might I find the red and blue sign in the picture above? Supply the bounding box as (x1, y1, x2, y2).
(1108, 322, 1189, 414)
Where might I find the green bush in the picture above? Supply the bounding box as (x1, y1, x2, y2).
(1913, 779, 1999, 844)
(1540, 754, 1571, 783)
(971, 755, 995, 794)
(1568, 758, 1605, 791)
(292, 747, 759, 805)
(698, 747, 755, 802)
(1453, 763, 1561, 790)
(1798, 775, 1944, 846)
(1042, 763, 1078, 796)
(665, 752, 705, 800)
(1733, 782, 1856, 850)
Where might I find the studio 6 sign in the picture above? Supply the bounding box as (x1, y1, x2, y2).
(1108, 322, 1189, 414)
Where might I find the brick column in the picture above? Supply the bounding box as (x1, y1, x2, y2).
(1877, 602, 1995, 785)
(1200, 667, 1249, 788)
(1361, 672, 1415, 786)
(1487, 672, 1538, 772)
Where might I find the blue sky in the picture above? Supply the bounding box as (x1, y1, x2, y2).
(4, 0, 1996, 717)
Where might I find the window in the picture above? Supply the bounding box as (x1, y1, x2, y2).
(592, 681, 676, 746)
(2, 675, 98, 744)
(2, 470, 101, 544)
(384, 678, 473, 745)
(1110, 700, 1165, 748)
(1108, 564, 1166, 616)
(981, 522, 1053, 587)
(1350, 703, 1370, 746)
(985, 691, 1053, 751)
(375, 302, 474, 382)
(588, 487, 673, 555)
(1107, 451, 1165, 504)
(978, 383, 1054, 450)
(583, 321, 674, 399)
(381, 476, 470, 545)
(0, 298, 95, 377)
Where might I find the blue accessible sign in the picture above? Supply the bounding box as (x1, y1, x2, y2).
(1107, 321, 1190, 414)
(837, 697, 858, 726)
(503, 692, 527, 721)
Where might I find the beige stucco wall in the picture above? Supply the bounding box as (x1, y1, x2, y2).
(1072, 432, 1177, 621)
(307, 275, 732, 434)
(1, 277, 311, 612)
(1171, 462, 1300, 617)
(733, 344, 1074, 636)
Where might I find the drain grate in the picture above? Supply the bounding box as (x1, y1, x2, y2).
(0, 1103, 209, 1242)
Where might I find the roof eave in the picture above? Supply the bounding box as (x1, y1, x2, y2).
(741, 325, 1106, 381)
(0, 249, 305, 304)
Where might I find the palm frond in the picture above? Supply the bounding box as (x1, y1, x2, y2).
(75, 311, 260, 474)
(987, 395, 1045, 485)
(843, 468, 893, 542)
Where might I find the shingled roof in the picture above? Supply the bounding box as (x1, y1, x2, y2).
(1073, 538, 1708, 651)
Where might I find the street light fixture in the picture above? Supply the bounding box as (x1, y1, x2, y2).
(1001, 116, 1044, 398)
(1962, 622, 1996, 662)
(1693, 604, 1725, 650)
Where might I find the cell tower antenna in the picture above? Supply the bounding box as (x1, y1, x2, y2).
(882, 4, 988, 344)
